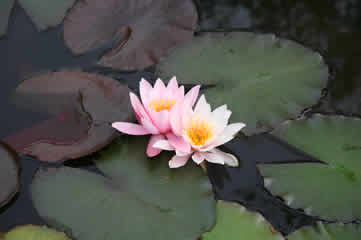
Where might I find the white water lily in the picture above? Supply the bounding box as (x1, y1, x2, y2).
(153, 94, 245, 168)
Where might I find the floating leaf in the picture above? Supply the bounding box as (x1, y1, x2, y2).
(258, 114, 361, 221)
(0, 0, 15, 37)
(4, 70, 133, 162)
(3, 225, 71, 240)
(157, 32, 328, 135)
(63, 0, 197, 70)
(31, 136, 215, 240)
(288, 222, 361, 240)
(18, 0, 76, 31)
(202, 201, 284, 240)
(0, 142, 19, 208)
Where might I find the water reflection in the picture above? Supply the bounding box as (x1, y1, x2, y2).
(198, 0, 361, 116)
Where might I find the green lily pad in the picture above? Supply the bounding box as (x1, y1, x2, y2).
(288, 222, 361, 240)
(18, 0, 76, 31)
(258, 114, 361, 221)
(157, 32, 328, 135)
(0, 0, 14, 37)
(0, 142, 20, 208)
(31, 136, 215, 240)
(202, 201, 284, 240)
(3, 225, 71, 240)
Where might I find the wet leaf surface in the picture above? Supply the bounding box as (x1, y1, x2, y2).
(158, 32, 328, 135)
(4, 70, 133, 162)
(0, 0, 15, 38)
(18, 0, 76, 31)
(202, 201, 284, 240)
(32, 136, 215, 240)
(3, 225, 71, 240)
(64, 0, 197, 70)
(0, 143, 20, 208)
(288, 222, 361, 240)
(258, 114, 361, 221)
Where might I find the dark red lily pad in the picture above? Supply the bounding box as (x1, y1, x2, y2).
(63, 0, 198, 70)
(0, 142, 20, 208)
(4, 70, 133, 162)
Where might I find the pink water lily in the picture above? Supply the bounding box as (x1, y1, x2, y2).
(112, 77, 200, 157)
(153, 94, 245, 168)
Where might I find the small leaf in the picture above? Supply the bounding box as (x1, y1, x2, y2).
(0, 142, 19, 208)
(4, 70, 133, 162)
(3, 225, 71, 240)
(202, 201, 284, 240)
(157, 32, 328, 135)
(63, 0, 197, 70)
(31, 135, 215, 240)
(258, 114, 361, 221)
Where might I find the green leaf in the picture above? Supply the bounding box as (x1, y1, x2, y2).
(0, 142, 19, 208)
(31, 135, 215, 240)
(18, 0, 76, 31)
(258, 114, 361, 221)
(288, 222, 361, 240)
(0, 0, 15, 37)
(3, 225, 71, 240)
(202, 201, 284, 240)
(157, 32, 328, 135)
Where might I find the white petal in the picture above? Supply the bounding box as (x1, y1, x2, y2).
(194, 95, 211, 117)
(210, 148, 239, 167)
(192, 152, 205, 164)
(211, 104, 231, 135)
(202, 122, 246, 151)
(201, 151, 225, 165)
(169, 154, 191, 168)
(153, 139, 175, 151)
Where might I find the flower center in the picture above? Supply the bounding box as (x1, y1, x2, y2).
(149, 98, 176, 112)
(185, 118, 214, 146)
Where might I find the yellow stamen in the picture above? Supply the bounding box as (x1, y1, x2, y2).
(149, 98, 176, 112)
(185, 118, 214, 146)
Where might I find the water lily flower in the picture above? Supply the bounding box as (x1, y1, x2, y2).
(112, 77, 200, 157)
(153, 94, 245, 168)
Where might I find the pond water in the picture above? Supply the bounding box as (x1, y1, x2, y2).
(1, 0, 361, 237)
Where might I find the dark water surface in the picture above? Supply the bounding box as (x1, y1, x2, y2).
(1, 0, 361, 236)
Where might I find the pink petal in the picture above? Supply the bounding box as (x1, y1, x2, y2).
(147, 109, 170, 133)
(146, 135, 164, 157)
(153, 139, 175, 151)
(184, 85, 200, 107)
(152, 78, 166, 98)
(169, 154, 191, 168)
(129, 92, 148, 120)
(139, 78, 153, 107)
(192, 152, 205, 164)
(140, 118, 160, 134)
(169, 103, 184, 136)
(211, 105, 231, 135)
(166, 133, 191, 153)
(167, 76, 178, 92)
(112, 122, 150, 135)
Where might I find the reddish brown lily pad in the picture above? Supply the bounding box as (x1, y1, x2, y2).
(63, 0, 198, 70)
(4, 70, 133, 162)
(0, 142, 20, 208)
